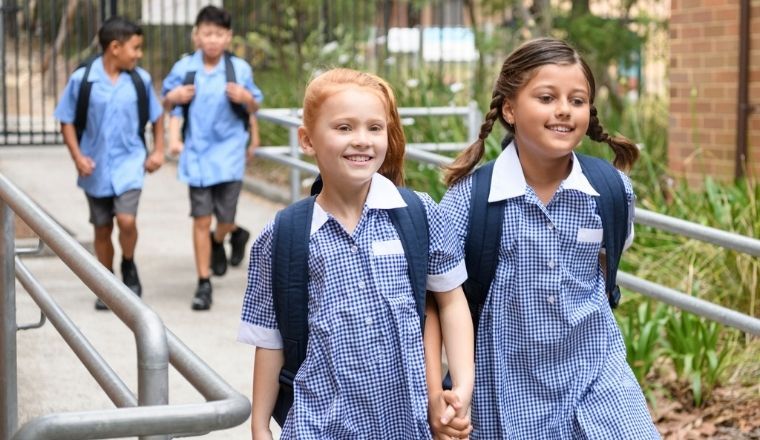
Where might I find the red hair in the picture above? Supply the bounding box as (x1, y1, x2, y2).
(302, 68, 406, 186)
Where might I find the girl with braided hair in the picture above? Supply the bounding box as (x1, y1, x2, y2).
(427, 38, 659, 438)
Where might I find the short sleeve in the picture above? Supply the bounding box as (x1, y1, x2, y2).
(439, 174, 474, 251)
(417, 192, 467, 292)
(137, 69, 163, 123)
(53, 68, 85, 124)
(162, 60, 186, 117)
(236, 59, 264, 104)
(237, 222, 283, 349)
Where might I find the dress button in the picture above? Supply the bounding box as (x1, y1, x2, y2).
(351, 245, 358, 253)
(547, 222, 554, 230)
(365, 317, 373, 326)
(357, 280, 366, 289)
(547, 295, 556, 305)
(547, 259, 556, 269)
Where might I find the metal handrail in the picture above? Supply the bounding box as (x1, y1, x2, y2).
(252, 110, 760, 336)
(0, 173, 251, 439)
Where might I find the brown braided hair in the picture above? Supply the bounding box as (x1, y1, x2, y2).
(444, 37, 639, 186)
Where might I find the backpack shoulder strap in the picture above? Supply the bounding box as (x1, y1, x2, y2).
(126, 69, 149, 149)
(388, 188, 429, 330)
(463, 161, 505, 332)
(180, 71, 196, 138)
(270, 196, 315, 427)
(73, 56, 99, 143)
(576, 153, 629, 308)
(224, 51, 250, 130)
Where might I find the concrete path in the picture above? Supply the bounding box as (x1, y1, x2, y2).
(1, 146, 284, 439)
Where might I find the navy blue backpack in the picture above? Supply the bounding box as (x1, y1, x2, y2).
(269, 185, 430, 427)
(74, 55, 149, 148)
(464, 139, 630, 334)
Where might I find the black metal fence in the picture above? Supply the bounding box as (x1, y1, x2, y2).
(1, 0, 485, 146)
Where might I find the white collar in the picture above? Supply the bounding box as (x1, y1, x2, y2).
(310, 173, 407, 235)
(487, 140, 599, 202)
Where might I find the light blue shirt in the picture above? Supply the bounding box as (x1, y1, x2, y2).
(238, 174, 467, 439)
(162, 50, 264, 187)
(440, 141, 657, 439)
(54, 58, 163, 197)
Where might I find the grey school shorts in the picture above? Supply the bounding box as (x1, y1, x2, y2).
(86, 189, 141, 227)
(188, 180, 242, 224)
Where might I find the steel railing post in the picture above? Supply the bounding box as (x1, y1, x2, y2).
(467, 100, 481, 143)
(289, 108, 301, 203)
(0, 199, 17, 439)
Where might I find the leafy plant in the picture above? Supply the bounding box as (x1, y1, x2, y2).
(616, 300, 668, 390)
(663, 308, 733, 407)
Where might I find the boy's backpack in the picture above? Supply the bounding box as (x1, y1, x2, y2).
(269, 187, 429, 427)
(73, 55, 149, 149)
(464, 143, 629, 333)
(179, 51, 250, 138)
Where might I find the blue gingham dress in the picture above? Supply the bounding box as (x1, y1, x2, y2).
(239, 173, 467, 439)
(439, 142, 659, 439)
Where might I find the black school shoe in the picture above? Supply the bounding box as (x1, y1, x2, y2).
(122, 259, 142, 297)
(210, 231, 228, 276)
(94, 260, 141, 311)
(192, 280, 213, 311)
(229, 227, 250, 267)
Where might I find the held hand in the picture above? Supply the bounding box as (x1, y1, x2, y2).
(74, 155, 95, 177)
(251, 426, 274, 440)
(144, 150, 164, 173)
(168, 85, 195, 105)
(429, 390, 472, 439)
(226, 83, 252, 105)
(169, 139, 184, 156)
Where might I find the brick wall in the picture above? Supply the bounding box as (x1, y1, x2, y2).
(668, 0, 760, 182)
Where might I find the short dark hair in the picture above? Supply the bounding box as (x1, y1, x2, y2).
(98, 16, 142, 51)
(195, 5, 232, 29)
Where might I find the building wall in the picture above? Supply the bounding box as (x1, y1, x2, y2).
(669, 0, 760, 182)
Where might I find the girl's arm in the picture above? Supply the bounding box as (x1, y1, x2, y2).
(433, 286, 474, 409)
(251, 347, 284, 440)
(427, 287, 474, 438)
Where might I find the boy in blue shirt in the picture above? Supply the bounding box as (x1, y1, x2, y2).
(54, 16, 164, 310)
(162, 5, 263, 311)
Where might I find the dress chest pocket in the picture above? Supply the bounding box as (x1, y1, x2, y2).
(568, 227, 603, 281)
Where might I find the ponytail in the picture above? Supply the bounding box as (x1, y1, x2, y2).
(444, 94, 506, 186)
(586, 106, 639, 172)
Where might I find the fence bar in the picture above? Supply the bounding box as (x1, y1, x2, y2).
(397, 106, 471, 116)
(11, 399, 248, 440)
(635, 208, 760, 257)
(618, 271, 760, 336)
(0, 198, 17, 440)
(14, 257, 138, 408)
(406, 146, 454, 167)
(255, 148, 320, 176)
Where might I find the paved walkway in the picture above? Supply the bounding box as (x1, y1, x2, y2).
(1, 146, 284, 439)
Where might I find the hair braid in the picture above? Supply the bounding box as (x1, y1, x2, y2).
(586, 105, 639, 172)
(444, 94, 504, 186)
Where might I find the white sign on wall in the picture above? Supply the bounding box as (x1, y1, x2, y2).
(141, 0, 223, 25)
(422, 28, 478, 62)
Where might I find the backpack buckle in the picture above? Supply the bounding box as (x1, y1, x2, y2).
(608, 285, 621, 309)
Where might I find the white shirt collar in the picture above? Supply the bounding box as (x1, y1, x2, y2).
(487, 140, 599, 202)
(310, 173, 406, 235)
